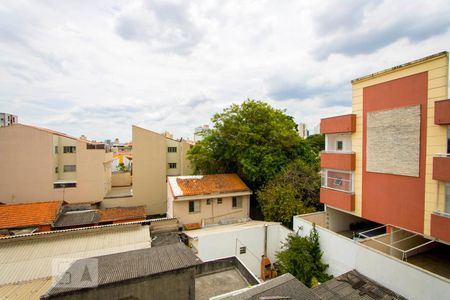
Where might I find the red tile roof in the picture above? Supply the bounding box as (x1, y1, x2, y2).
(0, 201, 62, 230)
(99, 207, 146, 223)
(171, 174, 251, 197)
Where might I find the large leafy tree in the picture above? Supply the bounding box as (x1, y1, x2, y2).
(305, 134, 325, 155)
(188, 100, 316, 189)
(256, 160, 321, 227)
(276, 225, 332, 287)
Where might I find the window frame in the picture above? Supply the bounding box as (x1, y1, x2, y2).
(168, 162, 177, 169)
(188, 200, 201, 214)
(232, 196, 243, 209)
(336, 140, 343, 151)
(63, 165, 77, 173)
(167, 146, 177, 153)
(63, 146, 76, 154)
(217, 198, 222, 204)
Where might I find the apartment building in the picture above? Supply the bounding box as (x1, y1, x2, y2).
(319, 52, 450, 243)
(298, 122, 308, 138)
(0, 124, 113, 204)
(167, 174, 252, 226)
(0, 113, 18, 127)
(131, 125, 194, 215)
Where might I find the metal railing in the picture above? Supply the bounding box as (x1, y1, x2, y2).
(321, 173, 353, 193)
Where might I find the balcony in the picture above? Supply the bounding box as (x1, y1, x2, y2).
(320, 114, 356, 134)
(320, 188, 355, 211)
(432, 154, 450, 181)
(430, 212, 450, 243)
(320, 151, 355, 170)
(320, 170, 354, 211)
(434, 99, 450, 125)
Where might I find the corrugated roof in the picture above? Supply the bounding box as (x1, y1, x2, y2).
(0, 278, 53, 300)
(99, 206, 146, 223)
(222, 273, 319, 300)
(44, 243, 202, 297)
(168, 174, 251, 197)
(0, 201, 62, 230)
(53, 210, 101, 228)
(0, 224, 151, 285)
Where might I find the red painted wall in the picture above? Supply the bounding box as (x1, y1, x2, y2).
(362, 72, 427, 234)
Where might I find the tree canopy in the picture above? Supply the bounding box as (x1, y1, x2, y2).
(276, 225, 332, 287)
(188, 100, 317, 189)
(256, 159, 321, 227)
(305, 134, 325, 155)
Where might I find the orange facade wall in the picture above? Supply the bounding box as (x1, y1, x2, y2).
(430, 214, 450, 243)
(362, 72, 427, 234)
(432, 157, 450, 181)
(320, 114, 356, 134)
(320, 188, 355, 211)
(434, 99, 450, 125)
(320, 152, 355, 170)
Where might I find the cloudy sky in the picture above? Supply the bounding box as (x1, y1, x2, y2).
(1, 0, 450, 141)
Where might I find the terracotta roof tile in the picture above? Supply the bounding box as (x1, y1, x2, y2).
(171, 174, 251, 197)
(99, 207, 146, 223)
(0, 201, 62, 230)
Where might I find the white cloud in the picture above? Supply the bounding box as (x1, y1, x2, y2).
(0, 0, 449, 141)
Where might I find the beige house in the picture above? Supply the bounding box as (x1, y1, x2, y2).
(0, 124, 113, 204)
(126, 125, 194, 215)
(167, 174, 252, 226)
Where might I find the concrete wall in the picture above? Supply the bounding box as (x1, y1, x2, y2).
(192, 223, 291, 279)
(293, 215, 450, 300)
(0, 124, 112, 204)
(171, 195, 250, 225)
(111, 172, 132, 187)
(45, 268, 196, 300)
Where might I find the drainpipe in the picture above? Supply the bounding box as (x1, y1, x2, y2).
(264, 224, 268, 257)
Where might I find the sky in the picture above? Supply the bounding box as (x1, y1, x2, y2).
(1, 0, 450, 142)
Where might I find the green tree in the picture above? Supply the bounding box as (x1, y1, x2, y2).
(188, 100, 316, 190)
(305, 134, 325, 154)
(276, 225, 332, 287)
(257, 160, 321, 227)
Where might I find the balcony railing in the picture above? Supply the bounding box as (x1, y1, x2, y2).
(321, 171, 354, 193)
(320, 114, 356, 134)
(434, 99, 450, 125)
(320, 151, 355, 171)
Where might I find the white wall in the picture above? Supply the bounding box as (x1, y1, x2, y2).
(325, 133, 352, 152)
(293, 216, 450, 300)
(193, 223, 292, 278)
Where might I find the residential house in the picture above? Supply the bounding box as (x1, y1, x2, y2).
(0, 112, 17, 127)
(167, 174, 252, 226)
(0, 201, 62, 236)
(0, 123, 113, 204)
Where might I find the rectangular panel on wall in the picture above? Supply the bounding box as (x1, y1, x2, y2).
(366, 105, 421, 177)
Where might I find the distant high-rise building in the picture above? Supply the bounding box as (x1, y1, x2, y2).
(298, 123, 308, 138)
(0, 113, 18, 127)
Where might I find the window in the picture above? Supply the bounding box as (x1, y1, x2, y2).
(336, 141, 343, 151)
(63, 165, 76, 172)
(168, 147, 177, 153)
(334, 176, 343, 186)
(54, 146, 58, 154)
(445, 183, 450, 214)
(206, 199, 212, 205)
(217, 198, 222, 204)
(239, 246, 246, 254)
(63, 146, 76, 153)
(232, 196, 242, 209)
(55, 167, 59, 174)
(188, 200, 200, 213)
(54, 182, 77, 188)
(168, 163, 177, 169)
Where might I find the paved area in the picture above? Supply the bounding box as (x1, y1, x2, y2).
(195, 268, 249, 300)
(407, 243, 450, 279)
(104, 186, 133, 199)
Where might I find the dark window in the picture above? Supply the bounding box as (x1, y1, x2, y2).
(63, 146, 76, 153)
(54, 182, 77, 189)
(168, 147, 177, 153)
(64, 165, 76, 172)
(206, 199, 212, 205)
(240, 246, 246, 254)
(232, 196, 242, 208)
(336, 141, 343, 151)
(189, 200, 200, 213)
(55, 167, 59, 174)
(217, 198, 222, 204)
(168, 163, 177, 169)
(55, 146, 58, 154)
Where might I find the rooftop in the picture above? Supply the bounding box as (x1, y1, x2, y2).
(313, 270, 406, 300)
(0, 201, 62, 230)
(44, 243, 202, 297)
(99, 206, 146, 222)
(168, 174, 251, 197)
(53, 210, 100, 228)
(218, 273, 319, 300)
(184, 220, 280, 239)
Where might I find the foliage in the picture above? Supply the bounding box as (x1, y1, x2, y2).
(276, 224, 332, 287)
(116, 162, 127, 172)
(305, 134, 325, 154)
(256, 160, 321, 227)
(188, 100, 317, 190)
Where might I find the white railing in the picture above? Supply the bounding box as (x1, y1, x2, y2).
(321, 172, 354, 193)
(434, 153, 450, 157)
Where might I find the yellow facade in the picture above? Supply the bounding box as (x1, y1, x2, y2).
(351, 52, 449, 235)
